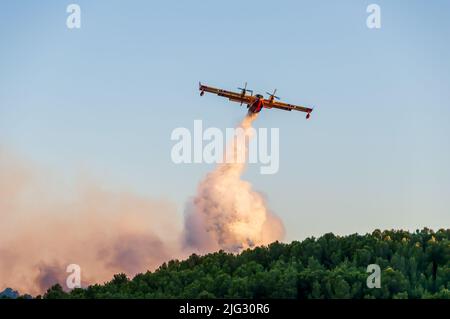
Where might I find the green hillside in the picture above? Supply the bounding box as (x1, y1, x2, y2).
(43, 228, 449, 299)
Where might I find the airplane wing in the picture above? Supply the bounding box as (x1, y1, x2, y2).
(262, 99, 313, 114)
(199, 83, 255, 105)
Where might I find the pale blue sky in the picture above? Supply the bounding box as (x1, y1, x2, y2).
(1, 0, 449, 240)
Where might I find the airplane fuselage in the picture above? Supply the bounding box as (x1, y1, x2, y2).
(247, 97, 264, 113)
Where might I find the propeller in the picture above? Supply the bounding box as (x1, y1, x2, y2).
(237, 82, 253, 106)
(266, 89, 280, 101)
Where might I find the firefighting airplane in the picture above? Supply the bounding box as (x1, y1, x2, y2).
(199, 82, 314, 119)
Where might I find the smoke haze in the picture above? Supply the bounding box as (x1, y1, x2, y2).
(0, 115, 284, 295)
(0, 146, 183, 295)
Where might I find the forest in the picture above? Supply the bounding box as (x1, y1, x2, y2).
(39, 228, 449, 299)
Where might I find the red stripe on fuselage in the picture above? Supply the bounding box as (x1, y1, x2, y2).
(249, 99, 263, 113)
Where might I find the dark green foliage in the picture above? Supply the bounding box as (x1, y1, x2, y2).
(43, 228, 449, 299)
(43, 284, 67, 299)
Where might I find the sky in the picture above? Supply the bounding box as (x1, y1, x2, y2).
(1, 0, 449, 242)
